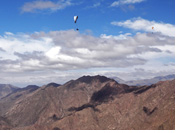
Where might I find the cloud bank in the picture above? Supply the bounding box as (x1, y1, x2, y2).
(0, 29, 174, 86)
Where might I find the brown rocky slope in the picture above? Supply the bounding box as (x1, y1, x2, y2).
(0, 75, 175, 130)
(0, 84, 20, 99)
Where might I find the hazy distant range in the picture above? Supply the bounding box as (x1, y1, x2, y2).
(111, 74, 175, 86)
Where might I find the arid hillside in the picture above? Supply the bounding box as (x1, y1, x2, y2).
(0, 84, 20, 99)
(0, 75, 175, 130)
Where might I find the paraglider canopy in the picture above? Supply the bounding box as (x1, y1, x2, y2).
(74, 16, 78, 23)
(152, 27, 154, 34)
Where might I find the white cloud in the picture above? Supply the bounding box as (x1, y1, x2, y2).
(111, 17, 175, 37)
(0, 33, 53, 60)
(111, 0, 145, 7)
(111, 1, 120, 7)
(21, 0, 72, 13)
(5, 32, 14, 36)
(100, 33, 132, 40)
(45, 46, 61, 59)
(0, 30, 174, 86)
(0, 47, 5, 52)
(93, 2, 101, 8)
(86, 2, 101, 9)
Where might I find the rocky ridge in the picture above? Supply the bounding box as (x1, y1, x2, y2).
(0, 75, 175, 130)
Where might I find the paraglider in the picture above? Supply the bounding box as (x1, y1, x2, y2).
(152, 27, 154, 34)
(74, 16, 78, 23)
(74, 16, 79, 31)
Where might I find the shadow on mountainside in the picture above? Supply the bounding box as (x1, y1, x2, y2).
(67, 83, 120, 113)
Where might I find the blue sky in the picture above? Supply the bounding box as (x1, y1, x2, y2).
(0, 0, 175, 35)
(0, 0, 175, 87)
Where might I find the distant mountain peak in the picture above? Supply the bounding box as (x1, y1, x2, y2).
(23, 85, 39, 90)
(77, 75, 112, 84)
(46, 82, 60, 88)
(0, 84, 20, 99)
(21, 85, 40, 93)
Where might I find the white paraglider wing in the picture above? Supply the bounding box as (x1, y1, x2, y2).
(74, 16, 78, 23)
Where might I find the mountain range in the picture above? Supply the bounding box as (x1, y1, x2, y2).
(111, 74, 175, 86)
(0, 75, 175, 130)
